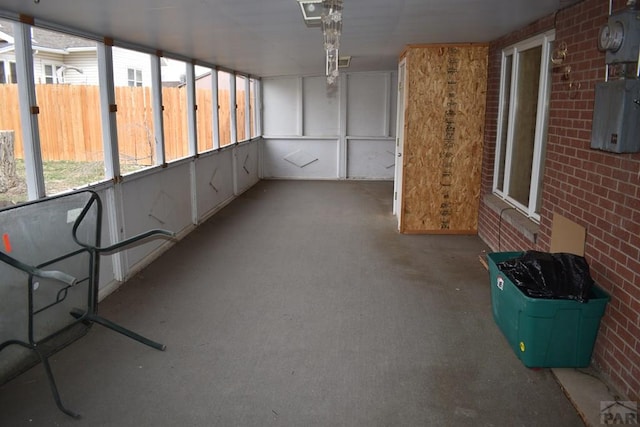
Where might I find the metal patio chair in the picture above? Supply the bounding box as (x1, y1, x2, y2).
(0, 190, 174, 418)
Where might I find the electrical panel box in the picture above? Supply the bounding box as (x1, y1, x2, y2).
(591, 79, 640, 153)
(604, 9, 640, 64)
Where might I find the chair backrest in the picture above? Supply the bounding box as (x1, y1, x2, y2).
(0, 190, 101, 383)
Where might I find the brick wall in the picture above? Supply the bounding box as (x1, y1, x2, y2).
(478, 0, 640, 401)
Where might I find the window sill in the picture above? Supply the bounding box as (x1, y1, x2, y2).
(483, 194, 538, 244)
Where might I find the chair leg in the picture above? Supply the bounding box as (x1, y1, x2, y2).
(35, 349, 81, 419)
(70, 309, 166, 351)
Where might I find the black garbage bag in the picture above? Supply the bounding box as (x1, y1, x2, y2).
(497, 251, 594, 302)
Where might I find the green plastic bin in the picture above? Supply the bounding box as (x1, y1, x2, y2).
(487, 252, 610, 368)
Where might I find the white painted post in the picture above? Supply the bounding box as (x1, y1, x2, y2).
(14, 21, 45, 200)
(211, 69, 220, 150)
(151, 53, 165, 165)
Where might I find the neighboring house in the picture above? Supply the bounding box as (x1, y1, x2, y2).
(194, 70, 233, 90)
(0, 19, 176, 87)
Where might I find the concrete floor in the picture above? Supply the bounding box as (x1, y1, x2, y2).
(0, 180, 585, 426)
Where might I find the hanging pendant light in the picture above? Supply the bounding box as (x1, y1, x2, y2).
(322, 0, 343, 85)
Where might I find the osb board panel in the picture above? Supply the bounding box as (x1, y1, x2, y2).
(401, 45, 488, 234)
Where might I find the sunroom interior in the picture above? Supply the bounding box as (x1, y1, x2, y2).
(0, 0, 638, 425)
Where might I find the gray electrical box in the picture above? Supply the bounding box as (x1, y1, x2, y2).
(605, 9, 640, 64)
(591, 79, 640, 153)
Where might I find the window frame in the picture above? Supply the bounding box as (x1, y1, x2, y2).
(249, 78, 257, 139)
(43, 62, 64, 84)
(127, 67, 143, 87)
(492, 30, 554, 222)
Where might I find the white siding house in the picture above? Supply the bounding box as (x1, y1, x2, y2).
(112, 47, 153, 87)
(0, 20, 160, 87)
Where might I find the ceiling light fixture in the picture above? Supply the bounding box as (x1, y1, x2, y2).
(297, 0, 323, 27)
(298, 0, 344, 86)
(322, 0, 343, 85)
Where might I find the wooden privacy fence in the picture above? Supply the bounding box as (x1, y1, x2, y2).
(0, 84, 247, 164)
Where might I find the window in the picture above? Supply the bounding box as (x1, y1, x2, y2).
(249, 78, 257, 139)
(33, 29, 104, 195)
(161, 58, 189, 162)
(43, 63, 63, 84)
(113, 48, 157, 172)
(236, 75, 247, 142)
(0, 60, 26, 203)
(217, 71, 232, 147)
(127, 68, 143, 87)
(195, 65, 214, 153)
(9, 62, 17, 83)
(493, 31, 554, 221)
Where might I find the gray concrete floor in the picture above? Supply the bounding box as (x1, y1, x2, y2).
(0, 181, 585, 426)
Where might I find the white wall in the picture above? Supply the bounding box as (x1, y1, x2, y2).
(262, 71, 397, 180)
(64, 50, 99, 85)
(31, 51, 64, 84)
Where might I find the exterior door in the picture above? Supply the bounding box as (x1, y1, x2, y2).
(393, 59, 406, 229)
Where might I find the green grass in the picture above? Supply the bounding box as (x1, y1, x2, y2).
(0, 159, 148, 206)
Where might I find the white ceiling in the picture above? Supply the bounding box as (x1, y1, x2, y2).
(0, 0, 576, 77)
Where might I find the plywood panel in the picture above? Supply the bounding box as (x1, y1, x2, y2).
(400, 45, 488, 234)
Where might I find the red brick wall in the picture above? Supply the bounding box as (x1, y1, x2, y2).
(478, 0, 640, 401)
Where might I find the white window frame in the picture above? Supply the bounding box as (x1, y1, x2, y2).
(43, 62, 64, 84)
(493, 30, 554, 222)
(127, 67, 143, 87)
(249, 78, 258, 139)
(0, 60, 17, 83)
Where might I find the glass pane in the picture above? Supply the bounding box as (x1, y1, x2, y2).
(0, 74, 27, 205)
(161, 58, 189, 162)
(508, 46, 541, 207)
(9, 62, 17, 83)
(113, 47, 156, 172)
(195, 66, 214, 152)
(236, 75, 247, 142)
(31, 27, 104, 195)
(0, 61, 6, 84)
(218, 71, 232, 147)
(496, 55, 512, 192)
(43, 64, 54, 84)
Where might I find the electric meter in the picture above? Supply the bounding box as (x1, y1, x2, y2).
(599, 9, 640, 64)
(598, 21, 624, 52)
